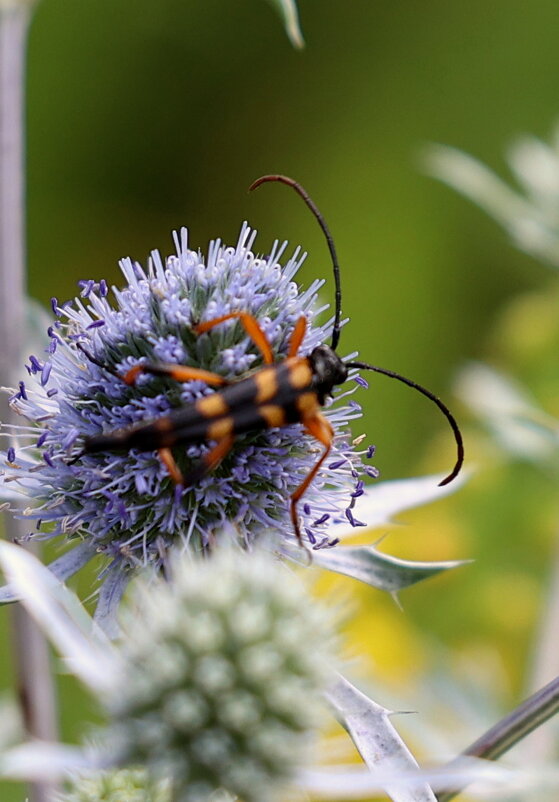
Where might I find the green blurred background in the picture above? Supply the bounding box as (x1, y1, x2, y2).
(4, 0, 559, 798)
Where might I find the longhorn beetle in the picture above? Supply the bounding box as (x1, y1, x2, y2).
(77, 175, 464, 548)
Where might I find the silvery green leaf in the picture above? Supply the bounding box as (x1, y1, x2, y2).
(364, 667, 500, 757)
(0, 698, 22, 748)
(314, 544, 468, 592)
(0, 582, 18, 603)
(0, 741, 97, 780)
(300, 759, 524, 799)
(0, 541, 118, 693)
(426, 144, 529, 225)
(507, 134, 559, 205)
(326, 674, 437, 802)
(47, 541, 99, 583)
(266, 0, 304, 48)
(0, 541, 98, 604)
(425, 142, 559, 266)
(328, 473, 468, 542)
(93, 563, 129, 638)
(456, 362, 559, 460)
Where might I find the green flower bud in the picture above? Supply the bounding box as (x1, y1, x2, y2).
(57, 768, 169, 802)
(107, 549, 335, 802)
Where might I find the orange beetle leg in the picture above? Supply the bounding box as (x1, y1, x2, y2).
(158, 447, 184, 485)
(123, 363, 227, 387)
(194, 312, 274, 365)
(287, 315, 307, 358)
(290, 413, 334, 548)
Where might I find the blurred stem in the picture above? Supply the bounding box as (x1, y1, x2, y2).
(529, 535, 559, 690)
(0, 6, 26, 319)
(436, 674, 559, 802)
(518, 526, 559, 763)
(1, 6, 59, 802)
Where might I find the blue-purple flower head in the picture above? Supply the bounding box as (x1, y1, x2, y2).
(2, 224, 374, 584)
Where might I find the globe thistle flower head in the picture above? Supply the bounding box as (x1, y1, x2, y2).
(107, 549, 335, 802)
(1, 223, 372, 598)
(57, 768, 169, 802)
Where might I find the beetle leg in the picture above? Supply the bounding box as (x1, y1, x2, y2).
(158, 447, 184, 484)
(180, 435, 235, 487)
(77, 341, 228, 388)
(123, 363, 227, 387)
(193, 312, 274, 365)
(290, 413, 334, 547)
(287, 316, 307, 357)
(158, 435, 235, 488)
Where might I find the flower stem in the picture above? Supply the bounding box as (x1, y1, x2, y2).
(0, 5, 59, 801)
(437, 673, 559, 802)
(0, 5, 27, 331)
(520, 524, 559, 763)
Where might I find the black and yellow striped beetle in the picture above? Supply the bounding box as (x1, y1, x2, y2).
(76, 175, 464, 548)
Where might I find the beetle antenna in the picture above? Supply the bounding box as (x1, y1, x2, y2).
(346, 360, 464, 485)
(249, 175, 343, 351)
(76, 342, 120, 378)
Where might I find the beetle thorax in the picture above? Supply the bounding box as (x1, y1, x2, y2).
(309, 344, 348, 403)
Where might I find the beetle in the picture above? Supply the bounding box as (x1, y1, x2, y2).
(76, 175, 464, 548)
